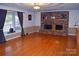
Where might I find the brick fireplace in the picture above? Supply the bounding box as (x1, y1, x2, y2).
(40, 11, 69, 36)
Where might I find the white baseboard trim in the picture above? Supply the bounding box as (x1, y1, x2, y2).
(6, 35, 20, 41)
(68, 34, 76, 36)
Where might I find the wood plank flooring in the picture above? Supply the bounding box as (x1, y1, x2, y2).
(0, 32, 78, 56)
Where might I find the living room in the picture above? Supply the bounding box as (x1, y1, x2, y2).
(0, 3, 79, 57)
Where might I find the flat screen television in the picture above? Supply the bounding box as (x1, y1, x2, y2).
(44, 24, 52, 29)
(55, 25, 63, 30)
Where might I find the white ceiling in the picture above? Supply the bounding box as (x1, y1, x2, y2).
(0, 3, 79, 12)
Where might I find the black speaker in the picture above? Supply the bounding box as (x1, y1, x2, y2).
(9, 28, 15, 33)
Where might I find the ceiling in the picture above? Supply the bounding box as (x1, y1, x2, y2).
(0, 3, 79, 12)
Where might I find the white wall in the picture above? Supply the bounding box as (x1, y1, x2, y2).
(23, 12, 35, 28)
(69, 10, 79, 28)
(34, 12, 41, 26)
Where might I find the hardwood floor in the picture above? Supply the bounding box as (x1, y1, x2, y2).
(0, 32, 78, 56)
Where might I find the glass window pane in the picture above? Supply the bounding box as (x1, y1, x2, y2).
(15, 15, 21, 32)
(4, 14, 13, 32)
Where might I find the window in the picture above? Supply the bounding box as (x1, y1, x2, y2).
(3, 11, 21, 34)
(15, 15, 21, 30)
(4, 14, 12, 32)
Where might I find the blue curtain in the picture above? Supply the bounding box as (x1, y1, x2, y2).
(0, 9, 7, 43)
(17, 12, 25, 36)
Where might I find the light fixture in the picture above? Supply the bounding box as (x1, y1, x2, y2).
(33, 3, 40, 9)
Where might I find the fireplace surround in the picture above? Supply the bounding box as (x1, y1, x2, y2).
(44, 24, 52, 29)
(55, 24, 64, 30)
(40, 11, 69, 36)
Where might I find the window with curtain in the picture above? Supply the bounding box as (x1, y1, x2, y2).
(4, 14, 12, 32)
(3, 11, 21, 35)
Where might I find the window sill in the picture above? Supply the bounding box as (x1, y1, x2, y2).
(5, 30, 21, 41)
(4, 30, 21, 36)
